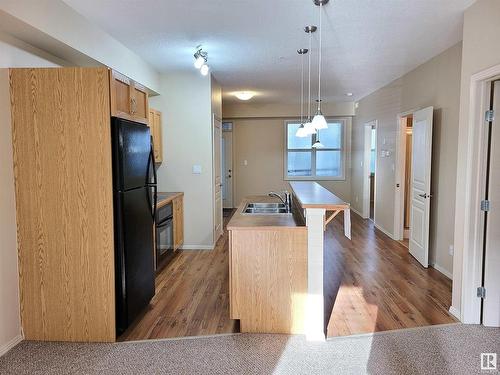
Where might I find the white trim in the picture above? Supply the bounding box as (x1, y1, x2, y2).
(448, 306, 461, 321)
(455, 64, 500, 325)
(362, 120, 377, 219)
(374, 222, 395, 240)
(430, 262, 453, 280)
(0, 334, 23, 357)
(180, 244, 215, 250)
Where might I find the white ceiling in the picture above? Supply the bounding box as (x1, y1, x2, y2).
(63, 0, 474, 104)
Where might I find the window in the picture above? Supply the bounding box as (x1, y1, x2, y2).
(285, 118, 347, 180)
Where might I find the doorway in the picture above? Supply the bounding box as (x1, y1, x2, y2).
(400, 115, 413, 247)
(363, 121, 377, 220)
(222, 122, 234, 209)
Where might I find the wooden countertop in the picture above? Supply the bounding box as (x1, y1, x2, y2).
(289, 181, 349, 210)
(157, 192, 183, 208)
(227, 195, 305, 230)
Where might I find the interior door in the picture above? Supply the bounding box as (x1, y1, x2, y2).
(213, 116, 223, 240)
(222, 130, 233, 208)
(483, 81, 500, 327)
(409, 106, 433, 267)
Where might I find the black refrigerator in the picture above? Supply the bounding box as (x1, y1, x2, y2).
(111, 117, 157, 334)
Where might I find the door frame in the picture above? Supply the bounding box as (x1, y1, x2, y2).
(455, 63, 500, 324)
(362, 120, 377, 220)
(394, 109, 419, 240)
(222, 123, 234, 208)
(212, 114, 223, 243)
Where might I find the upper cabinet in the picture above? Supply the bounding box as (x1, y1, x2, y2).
(109, 70, 149, 124)
(148, 108, 163, 163)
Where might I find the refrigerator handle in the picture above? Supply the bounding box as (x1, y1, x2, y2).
(147, 138, 158, 221)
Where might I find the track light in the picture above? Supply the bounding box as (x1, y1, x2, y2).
(193, 48, 209, 76)
(200, 63, 209, 76)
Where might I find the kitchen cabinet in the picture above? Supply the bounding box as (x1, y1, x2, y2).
(109, 69, 149, 124)
(9, 67, 116, 342)
(148, 108, 163, 163)
(173, 195, 184, 250)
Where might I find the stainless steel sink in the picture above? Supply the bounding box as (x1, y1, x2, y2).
(246, 203, 286, 209)
(243, 202, 291, 215)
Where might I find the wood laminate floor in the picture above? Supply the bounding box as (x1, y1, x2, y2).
(120, 211, 455, 341)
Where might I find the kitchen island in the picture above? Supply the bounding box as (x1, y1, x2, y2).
(227, 182, 350, 340)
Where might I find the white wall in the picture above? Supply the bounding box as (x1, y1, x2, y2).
(0, 33, 64, 356)
(452, 0, 500, 317)
(351, 43, 463, 278)
(150, 72, 215, 249)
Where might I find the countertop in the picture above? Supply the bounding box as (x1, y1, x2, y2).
(156, 192, 183, 208)
(288, 181, 349, 210)
(227, 195, 305, 230)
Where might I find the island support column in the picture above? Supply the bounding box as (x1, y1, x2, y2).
(305, 208, 326, 341)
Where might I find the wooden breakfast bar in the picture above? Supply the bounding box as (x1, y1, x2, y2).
(227, 182, 350, 341)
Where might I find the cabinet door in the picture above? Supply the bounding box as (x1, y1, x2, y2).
(131, 82, 149, 124)
(173, 196, 184, 250)
(153, 110, 163, 163)
(109, 70, 132, 119)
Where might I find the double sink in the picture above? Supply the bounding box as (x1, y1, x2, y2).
(243, 202, 291, 215)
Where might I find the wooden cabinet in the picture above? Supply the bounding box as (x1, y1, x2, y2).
(173, 195, 184, 250)
(9, 68, 116, 342)
(109, 70, 149, 124)
(148, 108, 163, 163)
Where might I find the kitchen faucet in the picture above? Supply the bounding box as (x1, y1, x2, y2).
(268, 191, 292, 213)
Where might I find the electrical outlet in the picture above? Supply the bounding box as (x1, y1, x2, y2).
(448, 245, 454, 256)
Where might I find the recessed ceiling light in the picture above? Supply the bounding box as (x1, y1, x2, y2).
(346, 92, 353, 97)
(234, 91, 255, 101)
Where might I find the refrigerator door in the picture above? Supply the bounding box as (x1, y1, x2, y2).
(112, 117, 152, 191)
(115, 187, 155, 333)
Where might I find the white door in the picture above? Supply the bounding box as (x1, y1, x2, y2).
(222, 130, 233, 208)
(213, 116, 223, 240)
(409, 106, 433, 267)
(483, 81, 500, 327)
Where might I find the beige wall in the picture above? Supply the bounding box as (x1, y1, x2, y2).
(224, 106, 353, 206)
(223, 101, 355, 118)
(0, 34, 63, 355)
(150, 71, 215, 248)
(351, 43, 463, 278)
(452, 0, 500, 315)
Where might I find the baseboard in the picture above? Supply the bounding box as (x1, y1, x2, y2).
(0, 334, 23, 357)
(180, 244, 215, 250)
(430, 262, 453, 280)
(373, 222, 395, 240)
(449, 305, 461, 321)
(349, 207, 366, 219)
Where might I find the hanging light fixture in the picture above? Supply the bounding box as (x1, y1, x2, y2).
(296, 48, 309, 138)
(304, 25, 317, 136)
(311, 0, 329, 131)
(193, 47, 209, 76)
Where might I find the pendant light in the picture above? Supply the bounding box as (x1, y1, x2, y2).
(296, 48, 309, 138)
(311, 0, 329, 131)
(304, 25, 317, 136)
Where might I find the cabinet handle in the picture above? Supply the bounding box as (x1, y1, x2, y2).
(131, 98, 137, 114)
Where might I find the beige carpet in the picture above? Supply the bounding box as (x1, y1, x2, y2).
(0, 324, 498, 374)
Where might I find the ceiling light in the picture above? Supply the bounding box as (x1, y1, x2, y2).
(304, 25, 317, 134)
(296, 48, 309, 138)
(234, 91, 255, 101)
(200, 63, 209, 76)
(194, 56, 205, 69)
(312, 0, 329, 131)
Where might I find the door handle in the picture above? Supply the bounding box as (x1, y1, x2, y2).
(418, 193, 432, 199)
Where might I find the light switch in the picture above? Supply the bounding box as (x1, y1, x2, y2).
(192, 165, 202, 174)
(243, 160, 248, 166)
